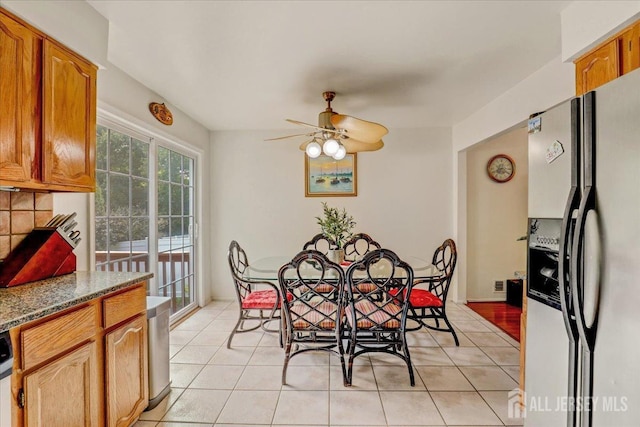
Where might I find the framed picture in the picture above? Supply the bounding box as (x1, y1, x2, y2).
(305, 154, 357, 197)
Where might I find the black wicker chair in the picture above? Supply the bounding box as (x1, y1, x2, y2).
(226, 240, 287, 349)
(343, 233, 381, 262)
(406, 239, 459, 345)
(303, 233, 337, 255)
(278, 250, 347, 385)
(344, 248, 415, 386)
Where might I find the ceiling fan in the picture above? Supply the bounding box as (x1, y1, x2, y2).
(266, 91, 388, 160)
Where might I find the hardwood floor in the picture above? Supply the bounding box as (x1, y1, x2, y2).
(466, 302, 521, 342)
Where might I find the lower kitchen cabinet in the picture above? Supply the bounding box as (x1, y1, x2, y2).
(23, 342, 100, 427)
(105, 315, 148, 427)
(9, 281, 149, 426)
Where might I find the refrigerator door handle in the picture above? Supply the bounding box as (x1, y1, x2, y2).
(571, 187, 600, 350)
(582, 210, 601, 330)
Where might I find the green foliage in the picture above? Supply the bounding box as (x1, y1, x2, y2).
(315, 202, 356, 249)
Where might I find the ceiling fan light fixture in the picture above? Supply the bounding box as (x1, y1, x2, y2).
(333, 145, 347, 160)
(323, 138, 340, 156)
(306, 141, 322, 158)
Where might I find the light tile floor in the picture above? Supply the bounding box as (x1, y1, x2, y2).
(135, 301, 524, 427)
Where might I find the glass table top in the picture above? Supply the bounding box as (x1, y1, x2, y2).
(244, 255, 440, 281)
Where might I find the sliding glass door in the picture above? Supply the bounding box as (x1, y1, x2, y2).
(95, 122, 198, 318)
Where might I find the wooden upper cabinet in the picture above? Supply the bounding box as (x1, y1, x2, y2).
(0, 8, 97, 192)
(575, 39, 619, 95)
(0, 11, 41, 184)
(42, 40, 97, 190)
(575, 20, 640, 95)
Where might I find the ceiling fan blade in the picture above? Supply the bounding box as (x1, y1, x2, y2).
(330, 114, 388, 143)
(264, 132, 314, 141)
(342, 138, 384, 153)
(286, 119, 342, 135)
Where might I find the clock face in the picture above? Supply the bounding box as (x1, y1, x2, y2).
(487, 154, 515, 183)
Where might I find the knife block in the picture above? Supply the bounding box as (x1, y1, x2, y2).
(0, 227, 77, 288)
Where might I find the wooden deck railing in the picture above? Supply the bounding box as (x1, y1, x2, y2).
(95, 251, 192, 312)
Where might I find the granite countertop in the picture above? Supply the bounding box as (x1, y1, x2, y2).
(0, 271, 154, 333)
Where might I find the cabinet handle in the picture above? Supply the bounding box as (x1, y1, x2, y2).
(17, 388, 25, 409)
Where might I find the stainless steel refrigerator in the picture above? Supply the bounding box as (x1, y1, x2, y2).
(526, 69, 640, 427)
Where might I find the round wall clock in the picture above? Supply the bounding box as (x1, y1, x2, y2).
(487, 154, 515, 183)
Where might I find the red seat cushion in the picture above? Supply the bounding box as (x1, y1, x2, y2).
(388, 288, 443, 308)
(408, 288, 443, 308)
(242, 289, 292, 309)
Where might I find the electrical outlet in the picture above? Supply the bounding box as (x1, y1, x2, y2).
(494, 280, 504, 292)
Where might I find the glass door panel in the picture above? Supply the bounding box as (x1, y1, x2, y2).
(95, 125, 150, 275)
(157, 146, 196, 315)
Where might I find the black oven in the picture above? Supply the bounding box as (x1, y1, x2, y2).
(527, 218, 563, 310)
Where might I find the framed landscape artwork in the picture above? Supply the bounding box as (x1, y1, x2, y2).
(305, 154, 357, 197)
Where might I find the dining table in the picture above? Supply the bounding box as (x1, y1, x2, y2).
(243, 255, 442, 282)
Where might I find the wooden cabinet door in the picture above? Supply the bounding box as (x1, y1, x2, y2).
(23, 341, 100, 427)
(632, 22, 640, 73)
(105, 315, 148, 427)
(0, 11, 40, 185)
(42, 39, 96, 191)
(575, 39, 620, 95)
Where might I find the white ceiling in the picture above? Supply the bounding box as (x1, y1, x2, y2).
(88, 0, 570, 132)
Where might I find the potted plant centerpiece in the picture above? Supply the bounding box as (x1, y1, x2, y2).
(316, 202, 356, 264)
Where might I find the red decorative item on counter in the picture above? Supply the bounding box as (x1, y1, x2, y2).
(0, 227, 77, 287)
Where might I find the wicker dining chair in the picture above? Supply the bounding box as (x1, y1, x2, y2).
(278, 250, 347, 385)
(344, 248, 415, 386)
(227, 240, 289, 349)
(405, 239, 459, 345)
(343, 233, 381, 262)
(302, 233, 337, 255)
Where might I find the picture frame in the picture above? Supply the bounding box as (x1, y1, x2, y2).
(305, 154, 357, 197)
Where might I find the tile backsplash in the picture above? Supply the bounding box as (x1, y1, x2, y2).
(0, 192, 53, 261)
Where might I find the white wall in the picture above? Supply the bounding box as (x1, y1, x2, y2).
(209, 127, 453, 300)
(453, 55, 575, 152)
(465, 126, 528, 301)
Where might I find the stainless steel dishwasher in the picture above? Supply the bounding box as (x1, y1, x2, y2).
(145, 296, 172, 410)
(0, 331, 13, 427)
